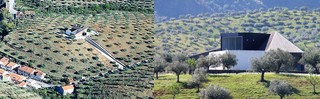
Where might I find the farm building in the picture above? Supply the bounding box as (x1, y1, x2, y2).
(193, 32, 304, 71)
(56, 85, 74, 95)
(18, 66, 46, 80)
(65, 24, 98, 39)
(0, 57, 9, 67)
(3, 62, 20, 71)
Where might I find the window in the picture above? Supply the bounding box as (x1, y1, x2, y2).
(222, 36, 243, 50)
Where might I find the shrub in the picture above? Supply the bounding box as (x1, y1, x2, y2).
(199, 85, 232, 99)
(269, 79, 294, 99)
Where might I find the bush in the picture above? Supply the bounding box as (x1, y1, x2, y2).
(269, 79, 294, 99)
(199, 85, 232, 99)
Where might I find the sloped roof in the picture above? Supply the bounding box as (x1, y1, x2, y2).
(19, 66, 35, 74)
(265, 32, 303, 53)
(62, 85, 74, 91)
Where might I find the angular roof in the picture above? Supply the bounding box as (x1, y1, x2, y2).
(62, 85, 74, 90)
(6, 62, 17, 67)
(35, 70, 45, 77)
(265, 32, 303, 53)
(0, 57, 9, 65)
(19, 66, 35, 74)
(9, 73, 26, 82)
(0, 69, 6, 75)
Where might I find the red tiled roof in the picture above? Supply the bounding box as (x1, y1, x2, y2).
(9, 73, 26, 82)
(62, 85, 74, 90)
(0, 57, 9, 65)
(6, 62, 17, 67)
(19, 66, 35, 74)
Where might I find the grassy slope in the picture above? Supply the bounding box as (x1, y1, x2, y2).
(155, 10, 320, 55)
(0, 12, 153, 83)
(155, 73, 320, 99)
(0, 82, 41, 99)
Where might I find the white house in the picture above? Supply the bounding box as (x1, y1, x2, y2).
(57, 85, 74, 95)
(200, 32, 304, 71)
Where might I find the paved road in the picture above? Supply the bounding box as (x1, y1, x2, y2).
(85, 37, 125, 69)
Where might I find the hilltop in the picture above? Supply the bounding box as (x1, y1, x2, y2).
(155, 8, 320, 55)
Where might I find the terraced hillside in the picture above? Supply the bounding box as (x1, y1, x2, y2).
(155, 8, 320, 55)
(0, 82, 41, 99)
(0, 11, 153, 84)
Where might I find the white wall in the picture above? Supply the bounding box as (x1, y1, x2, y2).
(208, 50, 265, 70)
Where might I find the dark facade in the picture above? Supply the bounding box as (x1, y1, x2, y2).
(221, 33, 270, 50)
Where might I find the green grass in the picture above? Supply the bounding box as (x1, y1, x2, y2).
(155, 73, 320, 99)
(0, 82, 41, 99)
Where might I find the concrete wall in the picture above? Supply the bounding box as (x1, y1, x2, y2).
(208, 50, 265, 70)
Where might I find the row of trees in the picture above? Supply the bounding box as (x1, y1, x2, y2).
(252, 48, 320, 82)
(154, 51, 237, 82)
(22, 1, 153, 14)
(0, 9, 15, 39)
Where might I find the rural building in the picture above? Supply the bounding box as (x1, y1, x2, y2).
(9, 73, 26, 83)
(65, 25, 97, 39)
(56, 85, 74, 95)
(0, 57, 9, 67)
(0, 74, 11, 81)
(4, 62, 20, 71)
(18, 82, 27, 87)
(18, 66, 46, 80)
(205, 32, 304, 71)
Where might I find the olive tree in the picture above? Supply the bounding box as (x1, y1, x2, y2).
(251, 56, 273, 82)
(299, 48, 320, 74)
(168, 83, 181, 99)
(154, 54, 166, 79)
(220, 52, 237, 70)
(188, 67, 207, 92)
(167, 61, 187, 82)
(265, 49, 294, 74)
(199, 85, 232, 99)
(269, 79, 294, 99)
(186, 58, 197, 74)
(197, 55, 219, 71)
(305, 74, 320, 94)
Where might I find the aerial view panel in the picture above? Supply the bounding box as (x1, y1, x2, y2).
(0, 0, 154, 98)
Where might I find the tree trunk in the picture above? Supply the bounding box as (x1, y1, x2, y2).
(276, 66, 280, 74)
(260, 70, 265, 82)
(173, 95, 175, 99)
(280, 96, 283, 99)
(177, 74, 180, 83)
(156, 72, 159, 79)
(315, 67, 319, 74)
(313, 85, 316, 94)
(196, 84, 200, 93)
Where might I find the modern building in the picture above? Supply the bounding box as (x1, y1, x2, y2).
(206, 32, 304, 71)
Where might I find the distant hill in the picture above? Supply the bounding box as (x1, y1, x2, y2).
(155, 0, 320, 19)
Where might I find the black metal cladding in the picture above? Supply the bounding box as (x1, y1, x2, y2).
(221, 33, 270, 50)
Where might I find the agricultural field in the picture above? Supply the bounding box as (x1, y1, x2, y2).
(154, 73, 320, 99)
(0, 11, 153, 85)
(0, 82, 41, 99)
(155, 9, 320, 55)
